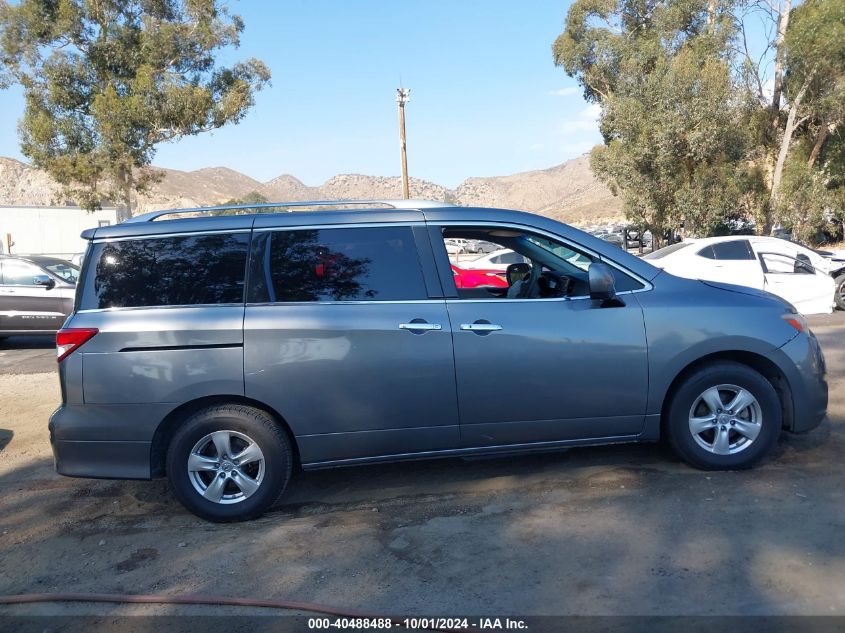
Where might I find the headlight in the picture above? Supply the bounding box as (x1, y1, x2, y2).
(782, 312, 807, 332)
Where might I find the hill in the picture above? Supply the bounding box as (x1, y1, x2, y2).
(0, 154, 623, 225)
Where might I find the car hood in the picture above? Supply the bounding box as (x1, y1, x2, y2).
(699, 279, 793, 308)
(826, 249, 845, 264)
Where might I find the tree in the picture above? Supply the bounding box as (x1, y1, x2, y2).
(555, 0, 845, 245)
(772, 0, 845, 230)
(209, 190, 269, 215)
(554, 0, 757, 240)
(0, 0, 270, 219)
(225, 191, 268, 206)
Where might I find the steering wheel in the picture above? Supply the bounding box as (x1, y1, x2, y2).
(519, 260, 543, 299)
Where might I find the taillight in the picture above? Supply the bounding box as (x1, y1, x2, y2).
(56, 328, 98, 362)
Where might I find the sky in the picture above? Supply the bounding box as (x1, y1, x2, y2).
(0, 0, 600, 188)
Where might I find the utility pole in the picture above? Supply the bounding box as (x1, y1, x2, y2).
(396, 87, 411, 199)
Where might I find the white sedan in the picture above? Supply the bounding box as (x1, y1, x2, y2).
(461, 248, 528, 271)
(644, 236, 836, 315)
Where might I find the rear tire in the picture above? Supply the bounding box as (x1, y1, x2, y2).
(166, 404, 292, 522)
(666, 362, 781, 470)
(834, 274, 845, 311)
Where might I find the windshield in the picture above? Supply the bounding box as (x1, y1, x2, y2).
(524, 235, 592, 272)
(34, 258, 80, 284)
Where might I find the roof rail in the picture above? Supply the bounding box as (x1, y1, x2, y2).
(123, 199, 454, 223)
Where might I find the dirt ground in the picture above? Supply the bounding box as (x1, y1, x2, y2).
(0, 315, 843, 620)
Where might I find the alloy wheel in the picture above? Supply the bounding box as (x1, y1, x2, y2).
(688, 384, 763, 456)
(187, 430, 265, 504)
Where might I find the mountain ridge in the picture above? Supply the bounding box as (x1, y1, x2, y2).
(0, 154, 623, 224)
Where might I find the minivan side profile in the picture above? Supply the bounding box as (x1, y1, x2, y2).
(49, 200, 828, 521)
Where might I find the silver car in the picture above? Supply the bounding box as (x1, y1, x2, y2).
(0, 255, 78, 338)
(49, 200, 828, 521)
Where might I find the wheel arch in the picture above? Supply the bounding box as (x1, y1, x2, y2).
(659, 351, 794, 436)
(150, 395, 300, 477)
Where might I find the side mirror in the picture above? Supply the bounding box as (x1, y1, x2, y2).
(33, 274, 55, 289)
(588, 262, 617, 301)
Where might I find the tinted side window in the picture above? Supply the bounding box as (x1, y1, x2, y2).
(711, 240, 754, 260)
(82, 233, 249, 309)
(697, 245, 716, 259)
(249, 226, 427, 303)
(2, 260, 43, 285)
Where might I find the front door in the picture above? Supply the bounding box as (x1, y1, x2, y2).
(758, 252, 834, 314)
(244, 224, 460, 465)
(0, 259, 64, 332)
(431, 224, 649, 447)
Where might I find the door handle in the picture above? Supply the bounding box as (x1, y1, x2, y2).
(399, 321, 442, 332)
(460, 322, 503, 332)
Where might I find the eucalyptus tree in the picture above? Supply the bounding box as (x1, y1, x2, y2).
(554, 0, 756, 240)
(0, 0, 271, 219)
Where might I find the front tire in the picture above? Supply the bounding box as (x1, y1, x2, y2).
(666, 362, 781, 470)
(166, 405, 292, 522)
(834, 274, 845, 311)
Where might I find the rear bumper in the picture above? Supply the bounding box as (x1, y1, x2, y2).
(776, 332, 828, 433)
(48, 404, 167, 479)
(50, 438, 152, 479)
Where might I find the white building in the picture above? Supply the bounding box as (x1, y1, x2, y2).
(0, 205, 119, 258)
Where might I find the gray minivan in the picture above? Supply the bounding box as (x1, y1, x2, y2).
(49, 201, 828, 521)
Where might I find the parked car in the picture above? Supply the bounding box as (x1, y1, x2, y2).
(812, 247, 845, 311)
(622, 227, 652, 249)
(763, 238, 845, 311)
(0, 255, 78, 337)
(470, 240, 500, 254)
(444, 241, 462, 255)
(595, 231, 624, 248)
(444, 238, 476, 254)
(451, 263, 508, 289)
(644, 236, 837, 315)
(461, 248, 528, 271)
(50, 200, 827, 522)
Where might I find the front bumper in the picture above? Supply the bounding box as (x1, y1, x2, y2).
(776, 331, 828, 433)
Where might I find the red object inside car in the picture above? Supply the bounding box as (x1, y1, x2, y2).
(451, 264, 508, 289)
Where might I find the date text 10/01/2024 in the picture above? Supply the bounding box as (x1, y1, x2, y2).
(307, 617, 529, 630)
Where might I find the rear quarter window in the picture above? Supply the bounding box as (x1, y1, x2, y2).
(80, 232, 250, 309)
(700, 240, 755, 260)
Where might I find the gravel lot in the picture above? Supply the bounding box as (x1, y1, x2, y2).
(0, 314, 843, 619)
